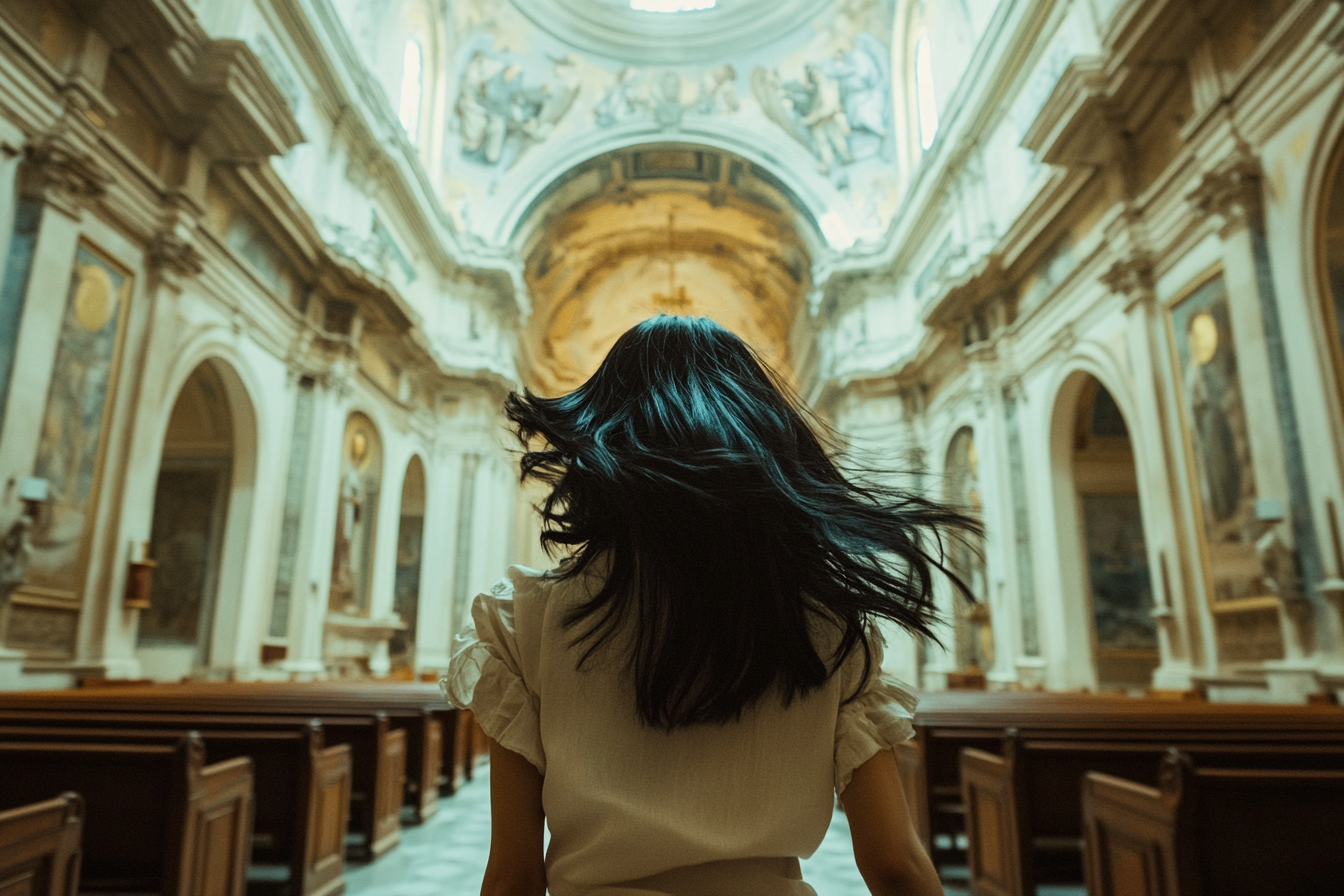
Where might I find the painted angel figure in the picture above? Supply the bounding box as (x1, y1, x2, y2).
(695, 65, 739, 115)
(515, 56, 581, 147)
(797, 65, 852, 173)
(752, 64, 850, 173)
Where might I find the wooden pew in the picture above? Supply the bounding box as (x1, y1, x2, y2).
(0, 692, 406, 861)
(1083, 751, 1344, 896)
(0, 683, 433, 826)
(960, 733, 1344, 896)
(0, 733, 253, 896)
(0, 793, 82, 896)
(908, 691, 1344, 870)
(0, 714, 349, 896)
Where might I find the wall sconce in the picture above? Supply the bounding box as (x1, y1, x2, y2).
(124, 540, 156, 610)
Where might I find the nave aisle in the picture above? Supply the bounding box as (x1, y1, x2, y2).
(341, 761, 1086, 896)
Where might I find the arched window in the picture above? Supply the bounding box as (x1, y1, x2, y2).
(914, 30, 938, 151)
(398, 38, 423, 140)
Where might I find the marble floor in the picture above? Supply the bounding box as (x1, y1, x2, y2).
(345, 761, 1084, 896)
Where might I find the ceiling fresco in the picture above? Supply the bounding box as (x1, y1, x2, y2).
(442, 0, 901, 247)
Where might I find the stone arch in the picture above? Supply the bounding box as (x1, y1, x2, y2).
(1303, 80, 1344, 471)
(1046, 362, 1159, 692)
(497, 128, 840, 248)
(136, 354, 260, 681)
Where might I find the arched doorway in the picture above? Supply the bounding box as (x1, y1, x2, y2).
(390, 456, 426, 673)
(1064, 375, 1159, 691)
(943, 427, 991, 684)
(136, 360, 238, 681)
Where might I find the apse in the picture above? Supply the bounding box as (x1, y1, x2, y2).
(513, 144, 821, 396)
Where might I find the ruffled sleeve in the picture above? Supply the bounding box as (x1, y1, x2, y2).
(441, 576, 546, 774)
(833, 627, 918, 795)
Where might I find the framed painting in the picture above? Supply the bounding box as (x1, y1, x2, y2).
(1167, 272, 1271, 609)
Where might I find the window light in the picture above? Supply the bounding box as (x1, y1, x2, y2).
(915, 32, 938, 151)
(399, 39, 423, 141)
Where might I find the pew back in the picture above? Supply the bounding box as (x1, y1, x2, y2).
(0, 720, 350, 896)
(1084, 755, 1344, 896)
(0, 735, 253, 896)
(911, 691, 1344, 870)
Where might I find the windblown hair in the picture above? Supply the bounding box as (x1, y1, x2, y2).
(505, 316, 980, 730)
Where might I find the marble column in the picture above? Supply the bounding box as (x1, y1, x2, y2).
(1001, 379, 1045, 686)
(1103, 252, 1200, 689)
(282, 372, 348, 676)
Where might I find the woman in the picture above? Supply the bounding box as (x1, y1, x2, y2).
(444, 316, 978, 896)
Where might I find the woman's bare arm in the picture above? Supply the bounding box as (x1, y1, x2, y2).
(481, 739, 546, 896)
(841, 749, 944, 896)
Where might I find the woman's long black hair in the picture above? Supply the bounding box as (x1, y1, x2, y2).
(505, 316, 981, 730)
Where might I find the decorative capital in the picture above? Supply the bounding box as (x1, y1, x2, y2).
(1325, 1, 1344, 54)
(1188, 150, 1264, 236)
(1101, 252, 1156, 309)
(148, 229, 205, 280)
(20, 133, 111, 211)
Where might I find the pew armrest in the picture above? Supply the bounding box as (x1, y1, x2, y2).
(305, 744, 351, 896)
(1081, 772, 1177, 896)
(960, 747, 1025, 896)
(0, 793, 83, 896)
(184, 755, 254, 896)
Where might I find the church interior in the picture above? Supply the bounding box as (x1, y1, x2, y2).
(1, 0, 1344, 894)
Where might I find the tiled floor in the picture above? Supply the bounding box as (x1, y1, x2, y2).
(344, 761, 1083, 896)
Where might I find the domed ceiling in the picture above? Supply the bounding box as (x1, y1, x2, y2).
(516, 145, 816, 395)
(511, 0, 834, 66)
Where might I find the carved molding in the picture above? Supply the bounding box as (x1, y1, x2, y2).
(1021, 56, 1117, 169)
(1188, 149, 1265, 236)
(75, 0, 303, 163)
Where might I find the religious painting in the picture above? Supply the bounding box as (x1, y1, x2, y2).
(1082, 494, 1157, 652)
(390, 457, 426, 667)
(1169, 274, 1262, 604)
(329, 413, 381, 616)
(24, 243, 131, 600)
(390, 514, 423, 665)
(137, 465, 228, 653)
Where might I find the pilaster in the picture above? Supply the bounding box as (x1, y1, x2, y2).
(1189, 149, 1327, 664)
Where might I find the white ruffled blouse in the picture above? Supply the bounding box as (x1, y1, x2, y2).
(442, 564, 918, 896)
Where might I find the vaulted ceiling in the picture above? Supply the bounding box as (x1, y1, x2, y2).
(515, 145, 818, 394)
